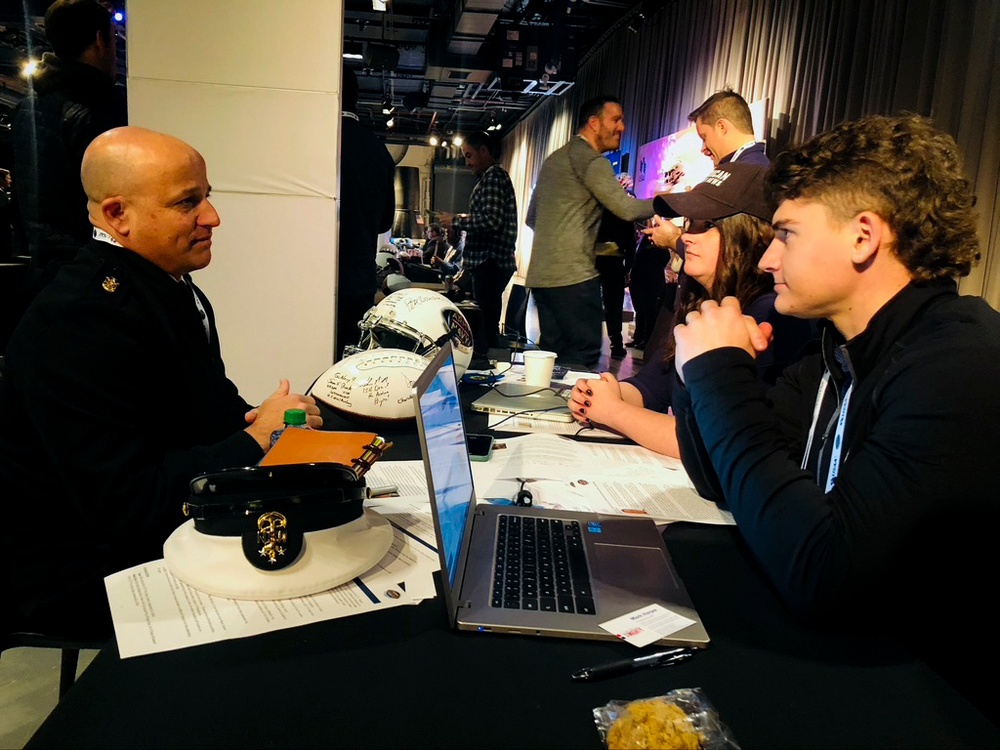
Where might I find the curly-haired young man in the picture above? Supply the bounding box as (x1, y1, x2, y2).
(671, 114, 999, 722)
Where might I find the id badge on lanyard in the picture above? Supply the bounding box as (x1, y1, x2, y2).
(801, 372, 854, 492)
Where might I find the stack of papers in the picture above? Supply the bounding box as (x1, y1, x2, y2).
(105, 434, 729, 658)
(105, 505, 440, 659)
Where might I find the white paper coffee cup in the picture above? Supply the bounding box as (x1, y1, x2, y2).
(523, 350, 557, 387)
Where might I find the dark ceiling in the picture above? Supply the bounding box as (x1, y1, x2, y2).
(343, 0, 649, 143)
(0, 0, 654, 148)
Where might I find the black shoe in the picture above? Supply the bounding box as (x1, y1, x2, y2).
(610, 346, 627, 359)
(468, 354, 493, 371)
(625, 339, 645, 349)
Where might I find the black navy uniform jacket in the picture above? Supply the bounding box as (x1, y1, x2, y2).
(0, 239, 263, 630)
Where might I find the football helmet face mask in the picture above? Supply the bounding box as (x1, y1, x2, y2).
(345, 288, 474, 375)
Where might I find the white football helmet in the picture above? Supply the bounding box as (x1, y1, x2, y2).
(347, 288, 474, 376)
(309, 348, 428, 424)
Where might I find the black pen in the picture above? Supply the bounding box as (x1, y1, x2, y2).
(571, 648, 694, 681)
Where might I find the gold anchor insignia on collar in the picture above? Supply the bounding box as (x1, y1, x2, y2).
(102, 276, 120, 293)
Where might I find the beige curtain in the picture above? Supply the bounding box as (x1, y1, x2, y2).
(501, 0, 1000, 307)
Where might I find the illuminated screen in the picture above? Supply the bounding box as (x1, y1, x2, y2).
(634, 98, 768, 201)
(417, 351, 474, 588)
(634, 125, 714, 200)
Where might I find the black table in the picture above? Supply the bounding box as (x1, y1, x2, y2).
(26, 391, 1000, 749)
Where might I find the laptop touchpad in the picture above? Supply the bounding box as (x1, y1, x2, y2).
(592, 544, 678, 598)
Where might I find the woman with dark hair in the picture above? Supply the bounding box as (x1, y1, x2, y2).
(568, 162, 814, 457)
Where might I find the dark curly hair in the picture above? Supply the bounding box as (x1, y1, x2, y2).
(663, 212, 775, 360)
(765, 114, 979, 281)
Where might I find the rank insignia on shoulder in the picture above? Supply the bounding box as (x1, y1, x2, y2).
(102, 276, 120, 293)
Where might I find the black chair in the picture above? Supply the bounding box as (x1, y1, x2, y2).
(2, 563, 107, 700)
(1, 628, 105, 700)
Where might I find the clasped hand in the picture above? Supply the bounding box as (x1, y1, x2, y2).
(568, 373, 623, 427)
(244, 379, 323, 450)
(673, 297, 773, 382)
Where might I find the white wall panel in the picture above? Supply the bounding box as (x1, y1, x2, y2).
(129, 79, 339, 198)
(196, 192, 337, 403)
(128, 0, 341, 92)
(129, 0, 342, 404)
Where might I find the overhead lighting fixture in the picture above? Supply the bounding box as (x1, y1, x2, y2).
(385, 116, 395, 128)
(440, 139, 448, 148)
(453, 135, 463, 147)
(429, 135, 439, 146)
(20, 58, 39, 78)
(372, 0, 387, 10)
(381, 98, 394, 115)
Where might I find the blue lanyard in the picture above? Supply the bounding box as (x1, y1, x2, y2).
(801, 372, 853, 492)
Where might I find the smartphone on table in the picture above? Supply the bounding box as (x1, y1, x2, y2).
(467, 433, 495, 462)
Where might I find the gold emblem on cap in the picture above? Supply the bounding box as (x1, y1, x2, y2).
(256, 511, 288, 564)
(102, 276, 119, 293)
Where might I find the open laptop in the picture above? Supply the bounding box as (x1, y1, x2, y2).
(413, 342, 709, 646)
(470, 381, 575, 423)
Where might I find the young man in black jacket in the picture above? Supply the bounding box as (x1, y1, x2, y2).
(671, 114, 999, 723)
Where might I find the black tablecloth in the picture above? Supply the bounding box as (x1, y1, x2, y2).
(25, 387, 1000, 749)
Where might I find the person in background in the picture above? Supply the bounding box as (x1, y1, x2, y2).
(421, 223, 450, 265)
(0, 168, 12, 259)
(337, 66, 395, 358)
(431, 226, 464, 278)
(594, 173, 638, 359)
(11, 0, 127, 292)
(625, 227, 670, 350)
(673, 115, 999, 722)
(0, 127, 321, 638)
(644, 89, 768, 258)
(439, 132, 518, 367)
(569, 162, 813, 456)
(525, 96, 654, 370)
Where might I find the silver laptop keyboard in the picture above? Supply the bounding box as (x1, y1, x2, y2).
(491, 515, 595, 615)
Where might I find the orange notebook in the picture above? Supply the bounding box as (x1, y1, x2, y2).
(258, 429, 381, 468)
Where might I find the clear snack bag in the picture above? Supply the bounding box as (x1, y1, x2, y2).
(593, 687, 740, 750)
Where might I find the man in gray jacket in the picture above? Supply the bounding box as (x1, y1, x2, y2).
(525, 96, 654, 370)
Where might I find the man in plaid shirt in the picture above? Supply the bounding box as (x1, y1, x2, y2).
(442, 131, 518, 363)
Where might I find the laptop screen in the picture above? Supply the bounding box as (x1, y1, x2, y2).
(415, 345, 475, 588)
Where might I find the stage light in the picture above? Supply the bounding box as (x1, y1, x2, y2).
(20, 59, 39, 78)
(453, 135, 463, 146)
(113, 11, 124, 22)
(429, 135, 439, 146)
(381, 98, 394, 115)
(386, 116, 395, 128)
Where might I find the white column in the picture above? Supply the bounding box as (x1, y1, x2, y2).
(127, 0, 343, 403)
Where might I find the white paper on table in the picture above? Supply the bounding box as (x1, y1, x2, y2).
(106, 525, 437, 659)
(599, 604, 698, 647)
(488, 433, 682, 480)
(499, 364, 600, 387)
(472, 434, 734, 525)
(364, 460, 428, 499)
